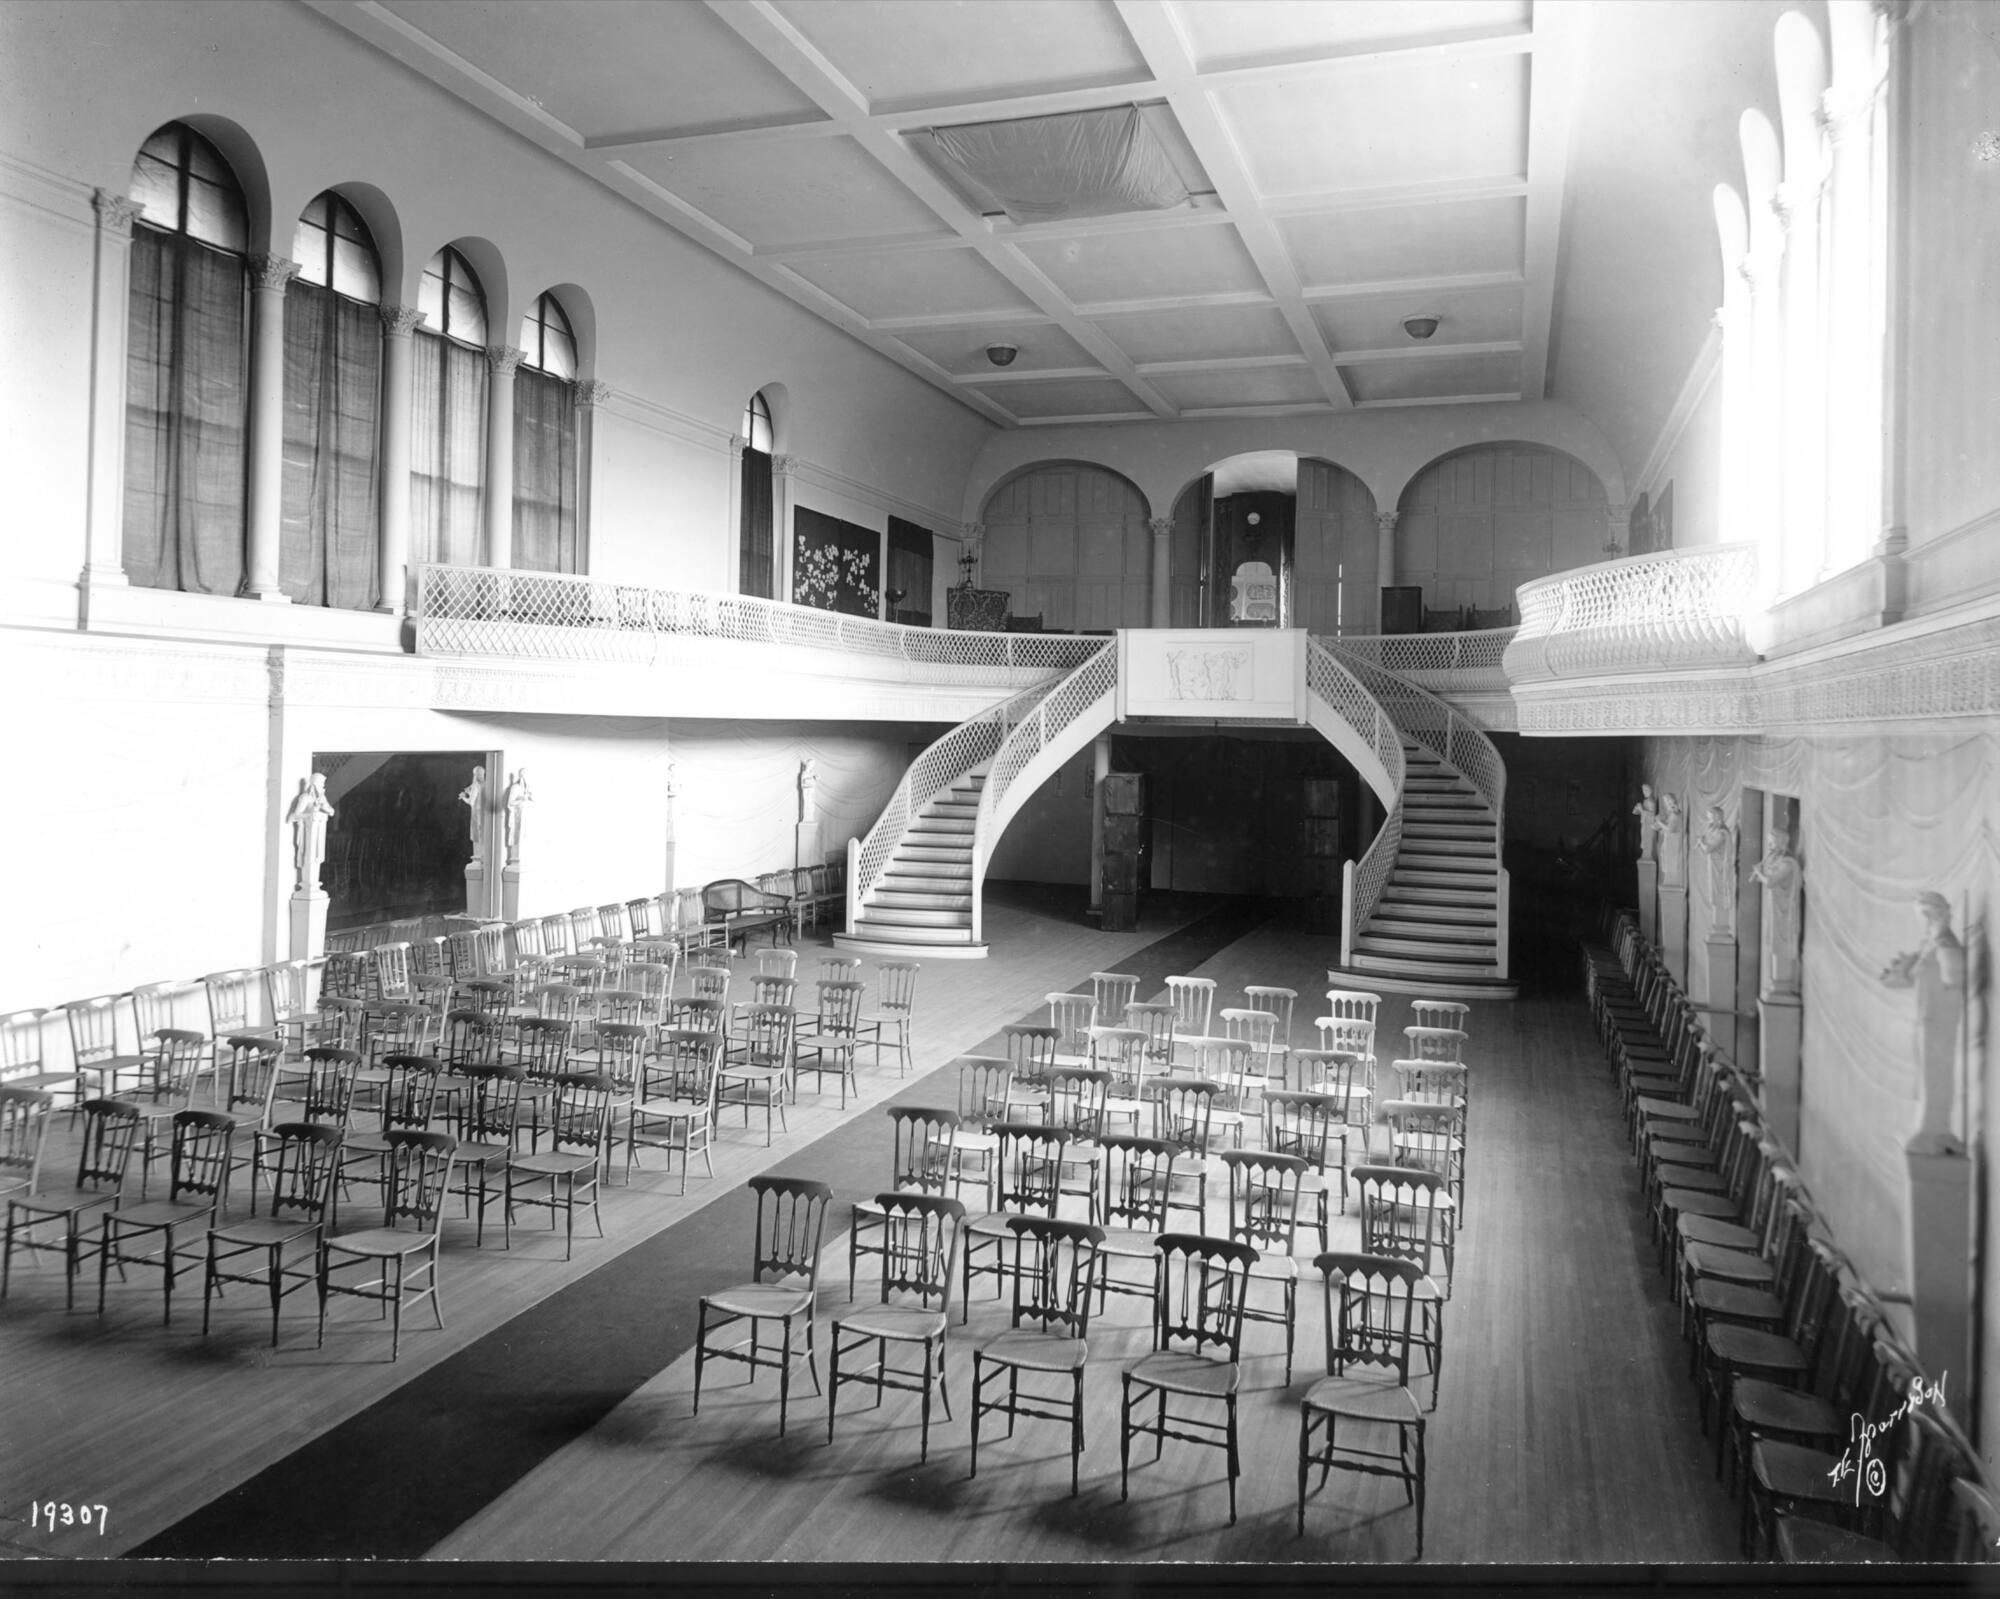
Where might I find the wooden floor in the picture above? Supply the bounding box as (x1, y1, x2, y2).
(0, 893, 1740, 1566)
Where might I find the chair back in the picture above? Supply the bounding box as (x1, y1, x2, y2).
(817, 954, 863, 983)
(589, 1023, 650, 1096)
(1353, 1164, 1451, 1276)
(1089, 971, 1139, 1028)
(203, 969, 265, 1041)
(1044, 993, 1097, 1058)
(1219, 1007, 1279, 1080)
(1164, 975, 1215, 1038)
(1090, 1026, 1149, 1096)
(531, 983, 588, 1024)
(1316, 1251, 1426, 1384)
(314, 996, 368, 1052)
(1003, 1215, 1103, 1337)
(670, 995, 727, 1035)
(474, 924, 512, 978)
(746, 1174, 834, 1289)
(871, 1191, 964, 1314)
(372, 942, 415, 1003)
(455, 1062, 526, 1146)
(443, 1009, 503, 1070)
(1243, 988, 1296, 1052)
(887, 1105, 960, 1193)
(516, 1017, 574, 1080)
(263, 959, 320, 1027)
(0, 1087, 54, 1194)
(1046, 1068, 1110, 1140)
(376, 1054, 443, 1134)
(65, 995, 127, 1068)
(688, 964, 732, 1004)
(956, 1056, 1013, 1128)
(297, 1046, 361, 1126)
(443, 930, 482, 982)
(736, 1003, 797, 1067)
(1315, 1014, 1377, 1064)
(1192, 1035, 1258, 1108)
(595, 902, 631, 944)
(547, 1072, 614, 1159)
(876, 961, 920, 1014)
(1263, 1090, 1343, 1175)
(149, 1029, 209, 1104)
(1003, 1024, 1059, 1090)
(263, 1122, 342, 1222)
(1409, 999, 1470, 1032)
(512, 916, 549, 963)
(653, 1028, 723, 1101)
(593, 988, 649, 1030)
(1403, 1025, 1466, 1063)
(625, 961, 676, 1021)
(624, 897, 656, 939)
(1221, 1148, 1309, 1256)
(133, 981, 197, 1042)
(1290, 1048, 1365, 1114)
(993, 1122, 1069, 1216)
(752, 946, 799, 980)
(377, 1129, 457, 1237)
(1098, 1134, 1174, 1232)
(370, 1001, 436, 1060)
(74, 1098, 143, 1193)
(165, 1109, 236, 1208)
(1383, 1099, 1463, 1180)
(2, 1010, 49, 1087)
(1123, 1001, 1175, 1067)
(1155, 1078, 1220, 1157)
(1390, 1060, 1468, 1110)
(1151, 1233, 1257, 1361)
(1323, 988, 1382, 1026)
(814, 979, 864, 1033)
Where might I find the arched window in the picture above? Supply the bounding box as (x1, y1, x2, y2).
(280, 192, 382, 608)
(739, 390, 775, 598)
(411, 245, 490, 567)
(512, 291, 580, 572)
(122, 122, 251, 594)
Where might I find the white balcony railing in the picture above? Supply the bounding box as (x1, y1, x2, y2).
(1503, 543, 1761, 684)
(413, 565, 1105, 678)
(1326, 627, 1516, 695)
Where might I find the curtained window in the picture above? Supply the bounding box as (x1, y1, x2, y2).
(410, 247, 489, 567)
(887, 516, 933, 625)
(280, 192, 382, 608)
(739, 390, 774, 598)
(513, 292, 579, 573)
(121, 123, 250, 594)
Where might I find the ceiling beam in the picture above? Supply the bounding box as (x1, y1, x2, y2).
(1261, 175, 1528, 217)
(1302, 270, 1523, 303)
(1334, 340, 1524, 365)
(1516, 0, 1589, 402)
(1112, 0, 1354, 410)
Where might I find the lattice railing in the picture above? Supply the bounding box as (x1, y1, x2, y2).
(1326, 644, 1507, 824)
(1504, 543, 1760, 683)
(415, 565, 1104, 678)
(1331, 628, 1516, 694)
(1305, 643, 1407, 963)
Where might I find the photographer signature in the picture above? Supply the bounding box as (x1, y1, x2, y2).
(1826, 1371, 1949, 1505)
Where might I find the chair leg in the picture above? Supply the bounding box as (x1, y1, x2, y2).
(969, 1354, 983, 1479)
(827, 1332, 842, 1446)
(778, 1318, 793, 1436)
(1227, 1393, 1239, 1524)
(692, 1302, 709, 1415)
(1070, 1369, 1083, 1496)
(1119, 1374, 1132, 1501)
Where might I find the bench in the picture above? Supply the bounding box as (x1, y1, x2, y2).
(701, 878, 793, 950)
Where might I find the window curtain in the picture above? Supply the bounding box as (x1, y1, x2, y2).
(887, 516, 933, 625)
(512, 366, 578, 573)
(739, 444, 774, 598)
(279, 280, 381, 608)
(409, 331, 488, 567)
(121, 225, 249, 593)
(793, 506, 880, 618)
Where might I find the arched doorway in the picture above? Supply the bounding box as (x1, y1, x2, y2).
(976, 461, 1151, 631)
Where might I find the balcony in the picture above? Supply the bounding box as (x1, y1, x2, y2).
(1504, 543, 1761, 684)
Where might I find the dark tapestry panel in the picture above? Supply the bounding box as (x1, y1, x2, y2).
(793, 506, 880, 617)
(887, 515, 933, 625)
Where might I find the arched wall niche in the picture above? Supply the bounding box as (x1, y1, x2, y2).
(976, 459, 1151, 632)
(1393, 441, 1611, 624)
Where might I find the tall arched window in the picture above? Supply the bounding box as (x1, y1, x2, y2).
(513, 292, 579, 573)
(281, 191, 382, 607)
(740, 390, 775, 598)
(123, 122, 250, 593)
(411, 245, 489, 567)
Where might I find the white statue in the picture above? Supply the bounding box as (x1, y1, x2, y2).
(459, 765, 487, 854)
(284, 773, 336, 895)
(1655, 791, 1687, 887)
(504, 768, 534, 862)
(1696, 804, 1735, 933)
(1750, 820, 1804, 996)
(799, 758, 817, 824)
(1881, 891, 1968, 1151)
(1633, 784, 1659, 862)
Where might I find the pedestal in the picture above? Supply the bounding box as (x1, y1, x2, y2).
(501, 863, 522, 923)
(662, 841, 677, 896)
(1759, 992, 1803, 1151)
(1659, 882, 1688, 983)
(1703, 933, 1740, 1062)
(1905, 1143, 1973, 1404)
(465, 859, 488, 922)
(289, 891, 328, 962)
(795, 821, 821, 872)
(1635, 860, 1658, 945)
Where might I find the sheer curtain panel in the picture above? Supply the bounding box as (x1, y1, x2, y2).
(512, 367, 578, 573)
(280, 281, 381, 607)
(410, 332, 488, 568)
(740, 445, 775, 598)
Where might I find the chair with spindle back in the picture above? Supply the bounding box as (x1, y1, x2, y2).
(1094, 1025, 1152, 1138)
(1090, 972, 1140, 1029)
(1354, 1163, 1456, 1297)
(316, 1128, 458, 1360)
(65, 994, 150, 1110)
(1094, 1133, 1175, 1312)
(505, 1071, 612, 1259)
(1123, 1000, 1176, 1083)
(1164, 976, 1216, 1054)
(1046, 1066, 1111, 1222)
(1153, 1077, 1222, 1228)
(2, 1097, 142, 1309)
(1316, 1013, 1380, 1107)
(795, 979, 864, 1109)
(1000, 1022, 1060, 1122)
(847, 1105, 959, 1298)
(961, 1122, 1069, 1316)
(718, 1003, 795, 1147)
(1221, 1147, 1309, 1382)
(858, 961, 921, 1077)
(97, 1108, 235, 1326)
(947, 1056, 1012, 1207)
(1264, 1089, 1353, 1248)
(2, 1010, 73, 1104)
(1244, 985, 1297, 1088)
(629, 1031, 723, 1194)
(1409, 998, 1470, 1034)
(202, 1121, 340, 1345)
(0, 1087, 54, 1207)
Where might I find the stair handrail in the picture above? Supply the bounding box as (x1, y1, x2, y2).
(1303, 641, 1408, 967)
(846, 677, 1058, 931)
(969, 641, 1121, 941)
(1321, 639, 1507, 825)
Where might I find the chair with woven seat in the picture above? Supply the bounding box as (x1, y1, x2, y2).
(0, 1087, 54, 1204)
(97, 1108, 234, 1325)
(1093, 1025, 1152, 1138)
(448, 1061, 525, 1246)
(1123, 1000, 1177, 1082)
(969, 1214, 1105, 1496)
(337, 1054, 442, 1201)
(1094, 1132, 1176, 1314)
(1120, 1232, 1259, 1524)
(1696, 1220, 1841, 1443)
(316, 1128, 457, 1360)
(1354, 1164, 1456, 1298)
(828, 1191, 965, 1463)
(262, 960, 321, 1059)
(1408, 999, 1470, 1035)
(1089, 972, 1140, 1029)
(692, 1174, 834, 1437)
(1266, 1088, 1356, 1246)
(504, 1071, 612, 1259)
(1384, 1098, 1466, 1223)
(687, 962, 732, 1005)
(718, 1003, 795, 1147)
(1243, 985, 1297, 1089)
(3, 1098, 142, 1308)
(628, 1031, 724, 1193)
(1401, 1025, 1467, 1065)
(962, 1122, 1069, 1316)
(255, 1046, 357, 1202)
(847, 1105, 960, 1297)
(1320, 990, 1382, 1098)
(999, 1022, 1059, 1122)
(750, 945, 798, 982)
(202, 969, 277, 1068)
(795, 979, 864, 1109)
(1164, 976, 1216, 1057)
(2, 1011, 73, 1107)
(857, 961, 920, 1077)
(1045, 1067, 1111, 1222)
(1153, 1077, 1222, 1228)
(1190, 1035, 1257, 1152)
(1297, 1252, 1431, 1554)
(1045, 992, 1097, 1070)
(1221, 1148, 1309, 1382)
(1293, 1045, 1371, 1139)
(576, 1021, 647, 1174)
(131, 1028, 211, 1198)
(64, 994, 151, 1111)
(947, 1056, 1013, 1207)
(668, 995, 727, 1039)
(201, 1121, 340, 1345)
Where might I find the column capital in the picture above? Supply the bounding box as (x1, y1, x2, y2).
(93, 189, 144, 238)
(575, 379, 613, 408)
(1147, 516, 1173, 538)
(487, 344, 526, 378)
(772, 452, 797, 478)
(728, 432, 746, 461)
(1375, 510, 1399, 534)
(379, 303, 426, 338)
(249, 254, 302, 294)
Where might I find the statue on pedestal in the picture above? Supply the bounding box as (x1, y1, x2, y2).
(799, 758, 817, 824)
(459, 765, 487, 857)
(1696, 804, 1735, 933)
(284, 773, 336, 895)
(1655, 791, 1687, 887)
(1881, 891, 1968, 1152)
(1633, 784, 1659, 861)
(504, 768, 534, 863)
(1750, 820, 1804, 997)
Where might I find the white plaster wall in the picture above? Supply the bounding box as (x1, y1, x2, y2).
(1635, 355, 1724, 550)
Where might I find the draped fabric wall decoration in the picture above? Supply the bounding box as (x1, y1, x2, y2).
(409, 332, 488, 568)
(512, 367, 579, 574)
(886, 516, 933, 625)
(279, 279, 381, 608)
(739, 445, 775, 599)
(793, 506, 881, 618)
(121, 226, 250, 594)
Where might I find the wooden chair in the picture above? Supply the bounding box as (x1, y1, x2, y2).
(316, 1128, 458, 1360)
(1, 1011, 72, 1105)
(2, 1098, 142, 1308)
(962, 1122, 1069, 1317)
(201, 1121, 340, 1345)
(132, 1029, 211, 1199)
(750, 946, 799, 981)
(1153, 1077, 1221, 1228)
(857, 961, 920, 1077)
(1089, 971, 1140, 1028)
(628, 1032, 723, 1194)
(338, 1054, 443, 1200)
(969, 1215, 1105, 1496)
(97, 1108, 235, 1325)
(1218, 1009, 1279, 1119)
(692, 1175, 834, 1437)
(828, 1192, 965, 1463)
(1264, 1089, 1353, 1248)
(847, 1105, 959, 1297)
(448, 1062, 525, 1246)
(1046, 1067, 1111, 1222)
(1385, 1097, 1466, 1220)
(505, 1071, 612, 1259)
(64, 995, 151, 1108)
(1244, 984, 1297, 1087)
(1164, 976, 1216, 1049)
(1122, 1000, 1176, 1081)
(202, 969, 277, 1066)
(1000, 1022, 1060, 1122)
(947, 1056, 1012, 1208)
(795, 979, 865, 1109)
(1402, 1025, 1467, 1066)
(1297, 1252, 1430, 1554)
(1120, 1233, 1259, 1524)
(262, 960, 321, 1058)
(718, 1003, 795, 1147)
(1221, 1147, 1310, 1382)
(256, 1046, 357, 1202)
(1045, 992, 1097, 1069)
(1189, 1035, 1257, 1151)
(0, 1087, 54, 1205)
(1354, 1164, 1456, 1297)
(1409, 999, 1470, 1034)
(1316, 1014, 1380, 1105)
(1093, 1025, 1152, 1137)
(1095, 1133, 1175, 1314)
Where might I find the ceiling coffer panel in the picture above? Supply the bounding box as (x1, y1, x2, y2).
(912, 106, 1190, 224)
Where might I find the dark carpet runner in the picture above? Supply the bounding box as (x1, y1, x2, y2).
(136, 894, 1271, 1559)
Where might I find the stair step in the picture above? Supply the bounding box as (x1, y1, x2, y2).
(1367, 920, 1496, 949)
(1402, 822, 1494, 840)
(1398, 841, 1496, 861)
(1403, 796, 1484, 812)
(860, 906, 973, 929)
(1391, 869, 1499, 892)
(910, 817, 976, 836)
(871, 890, 973, 911)
(848, 919, 977, 946)
(1350, 950, 1504, 980)
(897, 843, 973, 862)
(1373, 898, 1495, 924)
(882, 863, 973, 884)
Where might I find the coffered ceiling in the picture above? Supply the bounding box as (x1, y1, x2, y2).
(306, 0, 1781, 462)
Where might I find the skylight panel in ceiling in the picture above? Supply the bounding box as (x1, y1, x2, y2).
(913, 105, 1190, 224)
